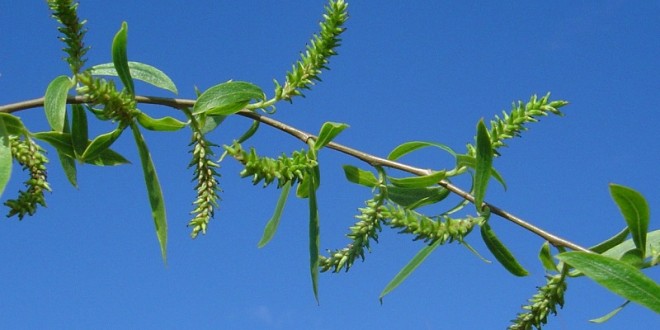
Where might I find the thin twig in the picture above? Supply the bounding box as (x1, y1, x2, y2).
(0, 96, 591, 252)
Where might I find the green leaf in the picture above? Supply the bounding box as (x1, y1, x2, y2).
(603, 229, 660, 261)
(456, 154, 507, 191)
(112, 21, 134, 96)
(380, 240, 441, 302)
(193, 81, 265, 116)
(589, 300, 630, 323)
(32, 131, 75, 159)
(34, 127, 78, 187)
(539, 241, 559, 272)
(71, 104, 89, 157)
(44, 75, 73, 132)
(314, 122, 348, 151)
(81, 127, 124, 161)
(590, 227, 630, 254)
(609, 184, 650, 255)
(387, 141, 456, 161)
(307, 171, 320, 304)
(89, 61, 178, 94)
(389, 170, 446, 189)
(84, 148, 131, 166)
(480, 223, 529, 276)
(136, 112, 186, 131)
(130, 123, 167, 263)
(236, 120, 260, 144)
(0, 116, 12, 198)
(198, 114, 227, 134)
(0, 113, 28, 136)
(296, 162, 320, 199)
(342, 165, 379, 188)
(257, 181, 292, 248)
(474, 119, 493, 212)
(557, 252, 660, 314)
(386, 185, 450, 210)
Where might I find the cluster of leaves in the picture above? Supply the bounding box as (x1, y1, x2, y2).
(0, 0, 658, 328)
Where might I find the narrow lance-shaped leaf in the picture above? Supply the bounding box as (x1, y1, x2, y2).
(257, 181, 292, 248)
(44, 75, 73, 132)
(557, 251, 660, 314)
(380, 240, 441, 303)
(388, 170, 446, 189)
(193, 81, 265, 116)
(314, 122, 348, 151)
(81, 126, 124, 161)
(89, 61, 178, 94)
(474, 119, 493, 212)
(590, 227, 630, 254)
(58, 112, 78, 187)
(112, 22, 134, 96)
(342, 165, 379, 188)
(609, 184, 649, 255)
(387, 141, 457, 161)
(0, 116, 12, 198)
(308, 170, 320, 304)
(386, 186, 450, 210)
(136, 112, 186, 132)
(130, 122, 168, 263)
(480, 223, 529, 276)
(589, 301, 630, 324)
(71, 104, 88, 158)
(539, 241, 559, 273)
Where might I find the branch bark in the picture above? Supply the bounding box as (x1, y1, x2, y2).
(0, 96, 591, 252)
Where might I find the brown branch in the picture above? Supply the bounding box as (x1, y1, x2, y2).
(0, 96, 590, 252)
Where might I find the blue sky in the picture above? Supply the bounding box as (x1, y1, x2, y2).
(1, 1, 659, 329)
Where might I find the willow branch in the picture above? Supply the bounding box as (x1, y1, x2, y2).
(0, 96, 590, 252)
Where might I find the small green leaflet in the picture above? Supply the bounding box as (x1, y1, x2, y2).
(387, 140, 457, 161)
(89, 61, 178, 94)
(380, 240, 441, 303)
(0, 116, 12, 198)
(538, 241, 559, 272)
(480, 223, 529, 276)
(130, 122, 168, 263)
(314, 122, 348, 151)
(81, 127, 124, 161)
(609, 184, 649, 255)
(342, 165, 379, 188)
(44, 75, 73, 132)
(590, 227, 629, 254)
(112, 21, 134, 96)
(386, 186, 450, 210)
(589, 300, 630, 323)
(474, 119, 493, 213)
(193, 81, 265, 116)
(257, 181, 292, 248)
(389, 170, 446, 189)
(136, 112, 186, 132)
(33, 131, 75, 159)
(0, 113, 28, 136)
(603, 229, 660, 261)
(71, 104, 88, 157)
(557, 252, 660, 314)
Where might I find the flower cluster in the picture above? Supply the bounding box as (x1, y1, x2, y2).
(509, 274, 567, 330)
(76, 73, 137, 125)
(187, 122, 221, 239)
(4, 136, 51, 219)
(275, 0, 348, 101)
(224, 142, 316, 188)
(320, 193, 386, 272)
(48, 0, 88, 74)
(466, 93, 568, 156)
(385, 205, 478, 244)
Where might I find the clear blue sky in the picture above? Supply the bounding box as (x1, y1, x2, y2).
(1, 1, 659, 329)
